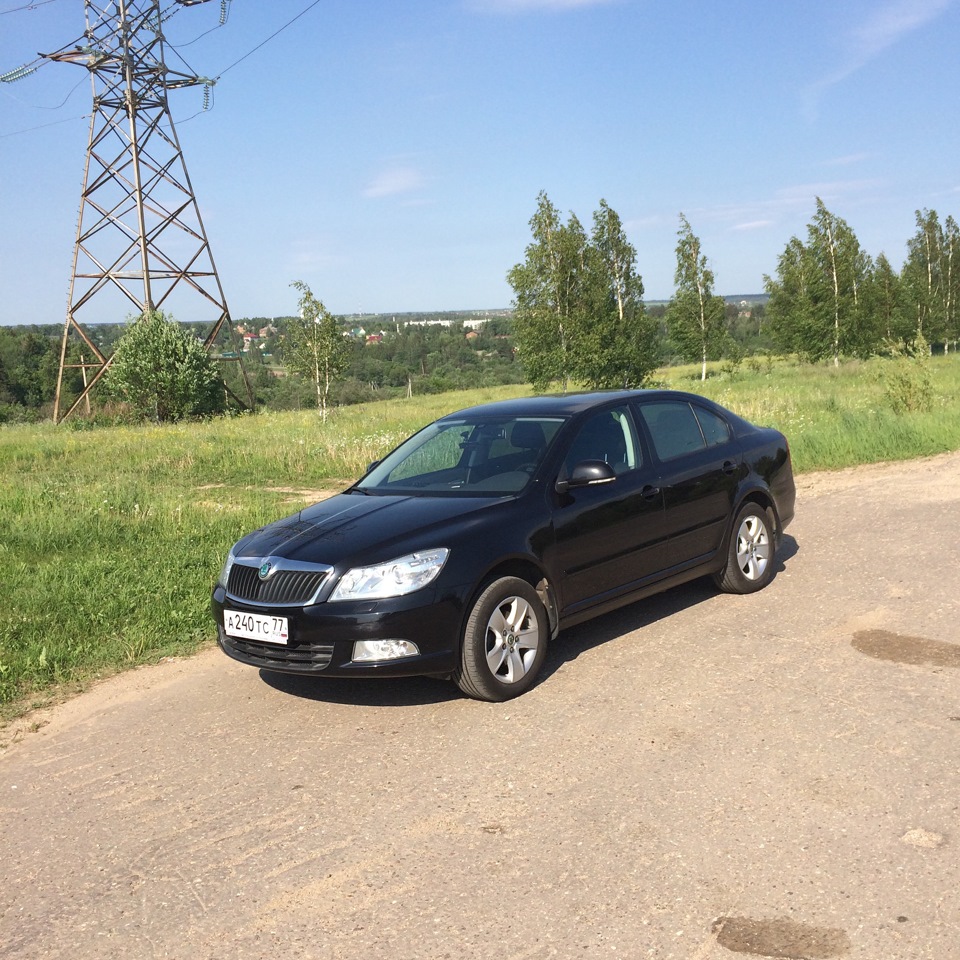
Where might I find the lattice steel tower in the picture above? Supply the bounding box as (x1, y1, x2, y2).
(44, 0, 252, 422)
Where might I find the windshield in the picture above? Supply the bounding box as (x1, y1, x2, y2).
(357, 416, 565, 496)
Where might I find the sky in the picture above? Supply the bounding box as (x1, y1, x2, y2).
(1, 0, 959, 327)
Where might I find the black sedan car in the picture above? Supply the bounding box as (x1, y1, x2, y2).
(212, 390, 795, 701)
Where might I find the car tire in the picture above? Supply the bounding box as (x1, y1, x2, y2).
(714, 503, 776, 594)
(454, 576, 548, 702)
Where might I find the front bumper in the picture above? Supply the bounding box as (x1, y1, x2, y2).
(211, 584, 465, 677)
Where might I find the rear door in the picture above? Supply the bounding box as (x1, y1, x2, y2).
(634, 399, 742, 570)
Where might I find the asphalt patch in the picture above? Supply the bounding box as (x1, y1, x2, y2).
(852, 630, 960, 668)
(712, 916, 851, 958)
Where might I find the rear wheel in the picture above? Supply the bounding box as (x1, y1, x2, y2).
(454, 577, 548, 702)
(714, 503, 776, 594)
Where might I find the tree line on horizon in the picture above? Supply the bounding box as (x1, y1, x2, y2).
(508, 192, 959, 391)
(1, 193, 955, 424)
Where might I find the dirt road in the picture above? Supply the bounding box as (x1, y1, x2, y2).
(2, 453, 959, 960)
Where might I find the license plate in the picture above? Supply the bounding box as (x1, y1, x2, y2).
(224, 609, 289, 645)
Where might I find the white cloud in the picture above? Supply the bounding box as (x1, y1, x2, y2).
(774, 179, 884, 203)
(731, 220, 776, 233)
(624, 213, 670, 230)
(851, 0, 953, 60)
(803, 0, 954, 119)
(651, 180, 885, 239)
(362, 165, 425, 200)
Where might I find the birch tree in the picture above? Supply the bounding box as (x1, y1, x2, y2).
(904, 209, 960, 348)
(869, 252, 911, 345)
(507, 192, 587, 391)
(766, 200, 872, 362)
(287, 281, 347, 421)
(508, 194, 659, 391)
(579, 199, 658, 388)
(942, 215, 959, 350)
(806, 198, 872, 364)
(666, 213, 727, 380)
(765, 236, 818, 359)
(902, 208, 944, 343)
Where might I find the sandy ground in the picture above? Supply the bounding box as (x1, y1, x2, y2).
(2, 452, 959, 959)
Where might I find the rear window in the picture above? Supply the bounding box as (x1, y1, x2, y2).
(637, 401, 704, 461)
(693, 405, 731, 447)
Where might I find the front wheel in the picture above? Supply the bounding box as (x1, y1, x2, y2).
(454, 577, 548, 702)
(714, 503, 776, 594)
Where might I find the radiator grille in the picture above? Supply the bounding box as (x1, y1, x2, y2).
(226, 560, 331, 606)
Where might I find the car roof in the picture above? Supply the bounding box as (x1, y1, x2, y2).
(437, 389, 721, 421)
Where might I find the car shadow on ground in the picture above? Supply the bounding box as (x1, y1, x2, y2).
(259, 534, 799, 708)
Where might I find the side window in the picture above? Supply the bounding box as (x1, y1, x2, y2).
(638, 401, 705, 461)
(563, 407, 639, 475)
(693, 405, 731, 447)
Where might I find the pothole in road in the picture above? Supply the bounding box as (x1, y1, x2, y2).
(712, 916, 851, 959)
(852, 630, 960, 668)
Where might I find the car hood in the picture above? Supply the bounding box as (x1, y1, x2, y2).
(232, 491, 517, 566)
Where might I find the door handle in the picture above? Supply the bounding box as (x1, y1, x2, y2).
(641, 484, 661, 501)
(722, 460, 737, 476)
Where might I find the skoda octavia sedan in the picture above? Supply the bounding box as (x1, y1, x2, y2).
(212, 390, 795, 701)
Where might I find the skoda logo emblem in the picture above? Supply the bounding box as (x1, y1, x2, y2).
(258, 560, 273, 580)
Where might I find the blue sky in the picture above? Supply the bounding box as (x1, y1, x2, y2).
(1, 0, 958, 326)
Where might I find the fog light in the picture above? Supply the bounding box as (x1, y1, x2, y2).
(352, 639, 420, 662)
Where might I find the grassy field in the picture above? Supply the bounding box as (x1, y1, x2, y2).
(2, 355, 959, 719)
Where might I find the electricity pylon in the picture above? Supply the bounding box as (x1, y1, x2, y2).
(44, 0, 253, 423)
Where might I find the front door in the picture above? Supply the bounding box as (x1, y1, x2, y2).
(550, 405, 667, 616)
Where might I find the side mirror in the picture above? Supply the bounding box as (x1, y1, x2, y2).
(555, 460, 616, 495)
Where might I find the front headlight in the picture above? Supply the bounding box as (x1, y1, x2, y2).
(217, 548, 236, 590)
(330, 548, 449, 602)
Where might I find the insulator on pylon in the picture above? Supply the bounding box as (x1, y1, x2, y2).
(0, 63, 40, 84)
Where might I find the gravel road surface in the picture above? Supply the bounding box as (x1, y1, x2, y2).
(2, 453, 959, 960)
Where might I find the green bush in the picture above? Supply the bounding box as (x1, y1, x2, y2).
(101, 311, 225, 422)
(879, 336, 934, 414)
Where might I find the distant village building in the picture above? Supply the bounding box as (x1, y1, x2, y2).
(237, 321, 279, 352)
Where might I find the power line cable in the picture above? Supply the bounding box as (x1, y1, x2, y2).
(4, 1, 322, 129)
(0, 113, 86, 138)
(0, 69, 86, 122)
(170, 0, 231, 48)
(0, 0, 62, 15)
(214, 0, 322, 79)
(38, 73, 88, 108)
(164, 36, 202, 78)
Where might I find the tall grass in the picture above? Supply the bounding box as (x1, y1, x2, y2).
(2, 356, 958, 718)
